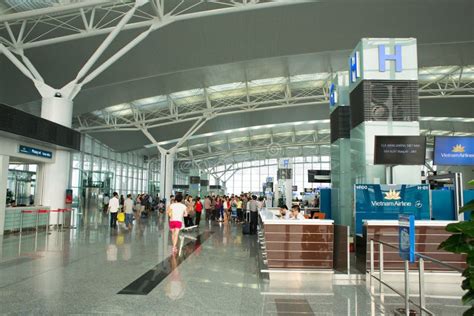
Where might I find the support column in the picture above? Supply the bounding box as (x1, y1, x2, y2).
(160, 150, 175, 208)
(200, 172, 209, 198)
(40, 97, 73, 225)
(0, 155, 10, 235)
(189, 168, 200, 197)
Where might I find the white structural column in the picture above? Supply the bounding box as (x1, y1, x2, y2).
(159, 149, 175, 210)
(40, 97, 74, 225)
(0, 155, 10, 235)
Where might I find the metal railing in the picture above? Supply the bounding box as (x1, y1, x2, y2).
(369, 239, 464, 316)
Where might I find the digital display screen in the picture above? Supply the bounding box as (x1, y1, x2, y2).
(308, 170, 331, 183)
(189, 176, 201, 184)
(200, 180, 209, 186)
(374, 136, 426, 165)
(434, 136, 474, 166)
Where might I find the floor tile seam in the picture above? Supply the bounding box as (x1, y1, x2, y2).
(0, 247, 108, 289)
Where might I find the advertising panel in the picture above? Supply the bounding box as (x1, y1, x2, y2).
(399, 214, 416, 263)
(434, 136, 474, 166)
(354, 184, 430, 235)
(374, 136, 426, 165)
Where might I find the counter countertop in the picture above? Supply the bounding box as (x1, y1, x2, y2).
(259, 208, 334, 225)
(5, 206, 50, 211)
(364, 220, 458, 227)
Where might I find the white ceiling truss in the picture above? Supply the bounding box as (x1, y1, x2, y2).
(0, 0, 304, 50)
(166, 118, 474, 176)
(74, 64, 474, 134)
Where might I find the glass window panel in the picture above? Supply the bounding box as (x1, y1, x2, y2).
(72, 153, 81, 168)
(83, 154, 91, 171)
(84, 136, 92, 153)
(93, 156, 100, 171)
(71, 169, 80, 188)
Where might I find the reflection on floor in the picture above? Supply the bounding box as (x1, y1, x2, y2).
(0, 210, 468, 315)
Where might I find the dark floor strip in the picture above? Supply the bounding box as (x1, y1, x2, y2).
(118, 231, 213, 295)
(275, 298, 315, 315)
(0, 256, 36, 268)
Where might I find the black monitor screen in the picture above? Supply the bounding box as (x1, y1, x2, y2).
(189, 176, 201, 184)
(308, 170, 331, 183)
(374, 135, 426, 165)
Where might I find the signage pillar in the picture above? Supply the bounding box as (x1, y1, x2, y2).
(39, 97, 73, 226)
(399, 214, 415, 263)
(0, 155, 10, 235)
(277, 159, 293, 207)
(329, 72, 352, 226)
(349, 38, 421, 187)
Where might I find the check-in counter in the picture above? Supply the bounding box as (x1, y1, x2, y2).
(260, 208, 334, 270)
(4, 206, 50, 233)
(362, 220, 466, 271)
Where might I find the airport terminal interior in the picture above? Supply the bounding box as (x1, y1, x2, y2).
(1, 1, 474, 315)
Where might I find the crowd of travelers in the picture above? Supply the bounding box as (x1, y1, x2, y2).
(105, 192, 266, 231)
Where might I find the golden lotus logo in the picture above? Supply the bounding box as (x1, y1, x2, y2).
(452, 144, 465, 153)
(384, 190, 401, 200)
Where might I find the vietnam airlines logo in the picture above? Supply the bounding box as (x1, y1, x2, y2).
(384, 190, 401, 200)
(452, 144, 465, 153)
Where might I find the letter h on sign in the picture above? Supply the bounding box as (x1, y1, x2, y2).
(329, 83, 337, 106)
(349, 51, 360, 83)
(378, 44, 402, 72)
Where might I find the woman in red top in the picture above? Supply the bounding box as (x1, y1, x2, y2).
(195, 197, 203, 226)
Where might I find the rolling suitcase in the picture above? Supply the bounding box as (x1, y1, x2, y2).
(242, 211, 250, 235)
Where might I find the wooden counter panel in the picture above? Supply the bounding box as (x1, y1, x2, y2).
(266, 251, 333, 261)
(265, 233, 333, 243)
(266, 242, 333, 252)
(365, 224, 466, 271)
(265, 224, 333, 234)
(263, 223, 334, 270)
(267, 259, 333, 269)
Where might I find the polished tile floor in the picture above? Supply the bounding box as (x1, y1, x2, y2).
(0, 211, 468, 315)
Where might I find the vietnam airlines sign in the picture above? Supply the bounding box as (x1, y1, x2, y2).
(434, 136, 474, 166)
(354, 184, 430, 235)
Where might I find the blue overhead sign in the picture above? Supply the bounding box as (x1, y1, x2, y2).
(434, 136, 474, 166)
(19, 145, 53, 159)
(399, 215, 415, 263)
(354, 184, 430, 235)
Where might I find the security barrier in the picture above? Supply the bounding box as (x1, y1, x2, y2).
(369, 238, 464, 316)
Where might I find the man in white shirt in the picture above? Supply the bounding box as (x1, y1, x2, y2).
(290, 205, 305, 220)
(108, 192, 120, 228)
(279, 205, 290, 220)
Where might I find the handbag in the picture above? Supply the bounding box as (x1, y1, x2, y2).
(117, 212, 125, 223)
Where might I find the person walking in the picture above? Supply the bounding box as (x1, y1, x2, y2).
(236, 197, 243, 223)
(248, 195, 259, 234)
(107, 192, 120, 229)
(195, 197, 203, 226)
(204, 196, 211, 221)
(185, 195, 195, 227)
(123, 194, 134, 229)
(103, 194, 110, 213)
(168, 194, 187, 254)
(210, 196, 217, 221)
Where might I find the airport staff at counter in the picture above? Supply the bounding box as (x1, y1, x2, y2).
(259, 207, 334, 269)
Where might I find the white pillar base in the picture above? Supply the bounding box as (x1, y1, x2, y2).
(40, 97, 73, 225)
(0, 155, 10, 235)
